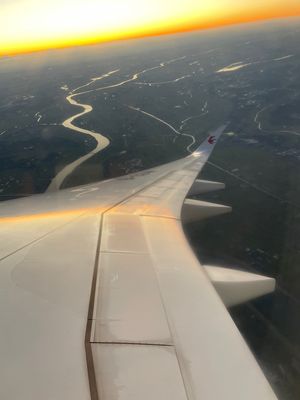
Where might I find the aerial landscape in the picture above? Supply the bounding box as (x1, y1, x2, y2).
(0, 14, 300, 399)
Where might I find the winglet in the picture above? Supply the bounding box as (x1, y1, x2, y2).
(192, 124, 227, 158)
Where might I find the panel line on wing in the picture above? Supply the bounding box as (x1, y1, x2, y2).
(0, 211, 88, 263)
(90, 341, 173, 347)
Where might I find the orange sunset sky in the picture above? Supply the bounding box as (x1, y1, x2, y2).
(1, 0, 300, 56)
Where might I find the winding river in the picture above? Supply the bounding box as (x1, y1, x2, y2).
(47, 56, 188, 191)
(47, 70, 118, 192)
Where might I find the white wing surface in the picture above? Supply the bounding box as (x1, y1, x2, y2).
(0, 126, 277, 400)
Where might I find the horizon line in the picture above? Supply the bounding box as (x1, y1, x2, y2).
(2, 13, 300, 58)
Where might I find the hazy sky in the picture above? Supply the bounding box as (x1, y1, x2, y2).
(1, 0, 300, 55)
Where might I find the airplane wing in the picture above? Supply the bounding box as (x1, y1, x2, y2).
(0, 126, 277, 400)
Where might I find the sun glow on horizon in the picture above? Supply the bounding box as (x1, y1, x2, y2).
(1, 0, 300, 56)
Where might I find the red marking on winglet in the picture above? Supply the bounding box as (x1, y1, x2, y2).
(208, 135, 216, 144)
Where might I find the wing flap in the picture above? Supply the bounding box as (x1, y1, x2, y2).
(92, 252, 172, 345)
(101, 214, 149, 254)
(90, 212, 277, 399)
(92, 344, 188, 400)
